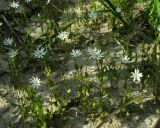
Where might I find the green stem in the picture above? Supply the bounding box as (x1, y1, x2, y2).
(97, 60, 104, 108)
(100, 0, 128, 26)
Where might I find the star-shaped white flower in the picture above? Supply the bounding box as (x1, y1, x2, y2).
(33, 47, 47, 58)
(10, 1, 19, 8)
(120, 55, 131, 63)
(29, 76, 41, 89)
(88, 48, 104, 60)
(3, 38, 13, 45)
(8, 49, 18, 58)
(58, 31, 68, 40)
(88, 11, 97, 19)
(70, 49, 82, 58)
(130, 69, 143, 82)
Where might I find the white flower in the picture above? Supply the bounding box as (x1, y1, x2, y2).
(25, 0, 32, 3)
(88, 11, 97, 19)
(33, 47, 47, 58)
(120, 55, 131, 63)
(10, 1, 19, 8)
(70, 49, 82, 58)
(47, 0, 51, 4)
(3, 38, 13, 45)
(88, 48, 104, 60)
(130, 69, 143, 82)
(0, 22, 2, 26)
(157, 24, 160, 31)
(87, 48, 94, 54)
(29, 76, 41, 89)
(58, 31, 68, 40)
(116, 7, 121, 13)
(8, 49, 18, 58)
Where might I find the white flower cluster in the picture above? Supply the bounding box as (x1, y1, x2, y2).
(70, 48, 104, 60)
(71, 48, 144, 83)
(88, 48, 104, 60)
